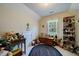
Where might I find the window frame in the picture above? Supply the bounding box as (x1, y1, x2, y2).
(47, 20, 58, 36)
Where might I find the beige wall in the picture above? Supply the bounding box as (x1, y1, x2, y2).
(0, 4, 40, 39)
(74, 11, 79, 46)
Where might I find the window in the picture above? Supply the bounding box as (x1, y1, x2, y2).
(48, 20, 58, 36)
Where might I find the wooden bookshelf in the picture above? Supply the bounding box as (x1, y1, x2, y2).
(63, 16, 75, 52)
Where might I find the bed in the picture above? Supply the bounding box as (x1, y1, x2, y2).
(28, 44, 62, 56)
(28, 37, 62, 56)
(26, 45, 77, 56)
(26, 37, 77, 56)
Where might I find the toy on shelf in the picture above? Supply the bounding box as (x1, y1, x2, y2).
(1, 32, 24, 42)
(2, 32, 18, 42)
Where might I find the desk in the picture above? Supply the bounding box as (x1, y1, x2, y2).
(38, 37, 57, 46)
(10, 38, 26, 54)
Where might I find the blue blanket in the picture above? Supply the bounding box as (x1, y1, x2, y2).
(29, 44, 62, 56)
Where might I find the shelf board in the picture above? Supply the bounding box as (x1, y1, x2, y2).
(63, 35, 75, 37)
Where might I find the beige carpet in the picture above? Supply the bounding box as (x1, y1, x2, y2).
(55, 46, 77, 56)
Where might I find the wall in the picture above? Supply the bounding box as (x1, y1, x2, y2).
(0, 4, 4, 34)
(0, 3, 40, 39)
(74, 11, 79, 46)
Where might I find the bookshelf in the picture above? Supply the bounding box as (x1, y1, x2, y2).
(63, 16, 75, 52)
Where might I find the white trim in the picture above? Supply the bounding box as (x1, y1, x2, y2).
(47, 20, 58, 36)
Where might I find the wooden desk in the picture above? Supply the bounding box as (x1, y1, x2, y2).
(10, 38, 26, 54)
(39, 37, 57, 46)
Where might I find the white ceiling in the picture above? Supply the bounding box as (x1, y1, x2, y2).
(25, 3, 79, 16)
(70, 3, 79, 11)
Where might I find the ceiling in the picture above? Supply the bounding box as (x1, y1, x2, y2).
(25, 3, 79, 16)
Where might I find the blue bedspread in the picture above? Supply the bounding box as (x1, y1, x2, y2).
(29, 44, 62, 56)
